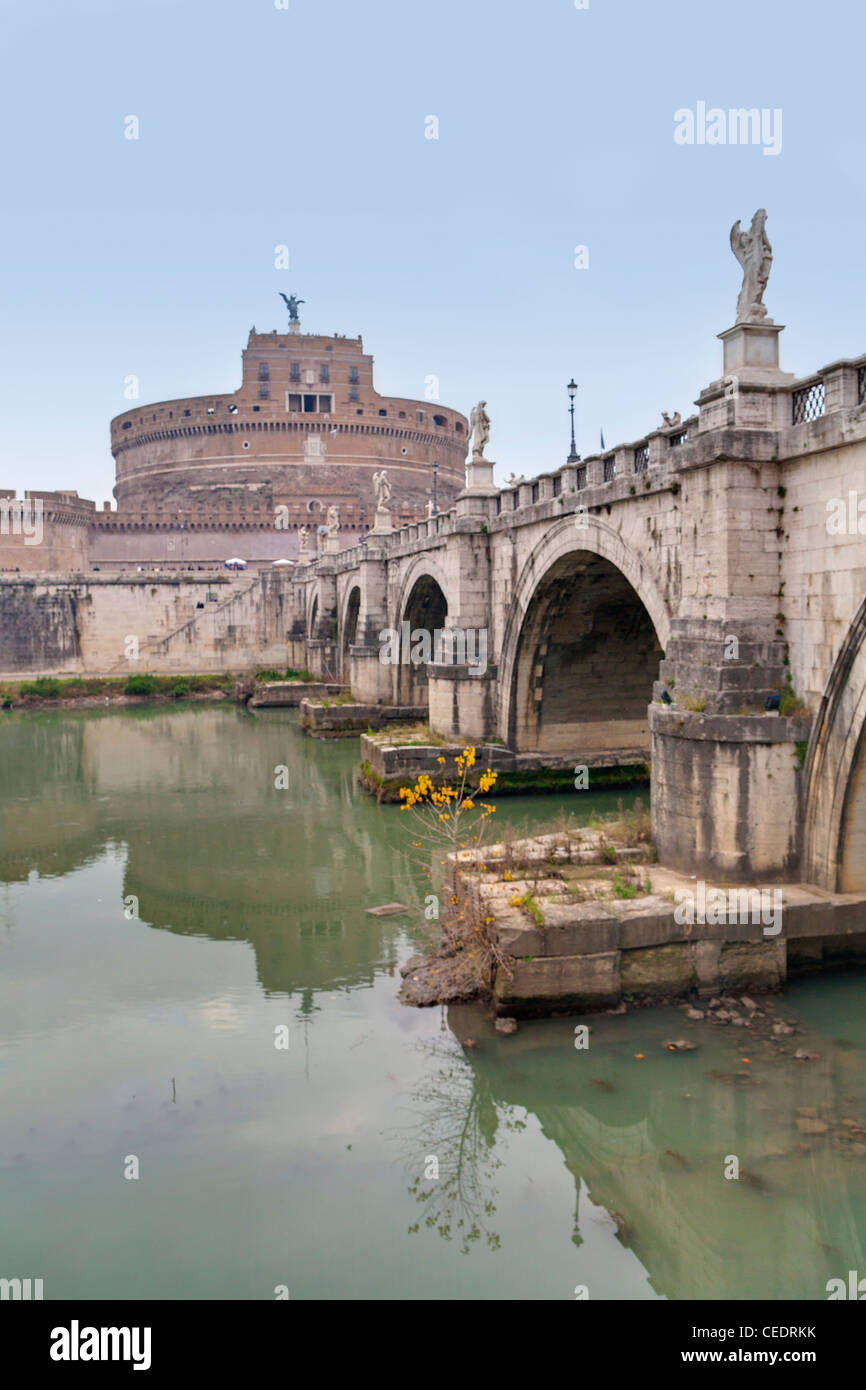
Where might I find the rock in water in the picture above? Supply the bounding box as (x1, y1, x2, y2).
(495, 1017, 518, 1035)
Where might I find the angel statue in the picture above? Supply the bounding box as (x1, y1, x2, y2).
(326, 504, 340, 536)
(298, 525, 310, 556)
(279, 292, 305, 323)
(469, 400, 491, 460)
(373, 470, 392, 510)
(730, 210, 772, 324)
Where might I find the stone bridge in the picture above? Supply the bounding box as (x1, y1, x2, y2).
(295, 309, 866, 895)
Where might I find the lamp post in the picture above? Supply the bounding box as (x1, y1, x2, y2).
(432, 459, 439, 515)
(567, 379, 580, 462)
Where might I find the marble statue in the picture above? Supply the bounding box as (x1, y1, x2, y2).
(469, 400, 491, 459)
(661, 411, 681, 428)
(298, 525, 310, 556)
(326, 505, 340, 536)
(730, 209, 772, 324)
(505, 472, 526, 487)
(373, 470, 391, 509)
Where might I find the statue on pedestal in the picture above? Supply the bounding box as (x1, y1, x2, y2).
(326, 504, 340, 537)
(372, 470, 391, 510)
(298, 525, 310, 557)
(469, 400, 491, 459)
(730, 209, 772, 324)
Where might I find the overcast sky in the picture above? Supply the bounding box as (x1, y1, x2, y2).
(1, 0, 864, 504)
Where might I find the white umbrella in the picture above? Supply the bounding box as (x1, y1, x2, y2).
(272, 558, 294, 567)
(225, 557, 247, 567)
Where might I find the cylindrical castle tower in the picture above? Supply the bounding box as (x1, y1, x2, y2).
(110, 326, 468, 533)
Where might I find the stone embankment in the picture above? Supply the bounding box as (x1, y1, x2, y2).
(301, 700, 427, 738)
(360, 730, 648, 801)
(400, 827, 866, 1019)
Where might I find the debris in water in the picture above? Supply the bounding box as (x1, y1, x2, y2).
(739, 1168, 769, 1191)
(366, 902, 410, 916)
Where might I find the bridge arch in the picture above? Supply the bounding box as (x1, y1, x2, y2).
(498, 517, 671, 752)
(340, 584, 361, 680)
(394, 557, 451, 705)
(802, 596, 866, 890)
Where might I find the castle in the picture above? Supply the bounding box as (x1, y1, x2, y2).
(0, 316, 469, 574)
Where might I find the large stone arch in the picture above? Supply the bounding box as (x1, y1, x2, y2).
(393, 556, 451, 706)
(498, 517, 672, 751)
(392, 551, 453, 634)
(802, 596, 866, 890)
(340, 583, 361, 681)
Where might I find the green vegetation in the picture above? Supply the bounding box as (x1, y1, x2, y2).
(520, 894, 544, 926)
(0, 671, 238, 709)
(611, 872, 639, 899)
(254, 666, 316, 682)
(124, 674, 157, 696)
(17, 676, 64, 698)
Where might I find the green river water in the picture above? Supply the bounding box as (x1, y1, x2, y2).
(1, 703, 865, 1300)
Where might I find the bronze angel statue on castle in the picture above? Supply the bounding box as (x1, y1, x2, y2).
(279, 293, 305, 323)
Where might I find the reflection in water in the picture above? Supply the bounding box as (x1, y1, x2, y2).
(398, 1031, 524, 1253)
(2, 703, 866, 1300)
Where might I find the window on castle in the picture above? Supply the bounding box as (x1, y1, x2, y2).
(259, 362, 269, 381)
(378, 408, 387, 417)
(290, 363, 300, 382)
(417, 411, 424, 423)
(320, 364, 330, 383)
(349, 366, 359, 384)
(433, 414, 446, 426)
(259, 386, 269, 400)
(349, 388, 359, 402)
(288, 393, 302, 412)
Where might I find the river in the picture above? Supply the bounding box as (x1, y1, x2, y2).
(1, 703, 864, 1300)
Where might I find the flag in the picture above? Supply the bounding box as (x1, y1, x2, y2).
(600, 428, 606, 450)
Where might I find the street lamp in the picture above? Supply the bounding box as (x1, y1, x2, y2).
(432, 459, 439, 515)
(567, 379, 580, 462)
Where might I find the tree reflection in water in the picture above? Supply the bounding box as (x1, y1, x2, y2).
(393, 1024, 526, 1254)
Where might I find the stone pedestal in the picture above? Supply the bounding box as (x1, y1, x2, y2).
(464, 452, 496, 490)
(456, 456, 500, 521)
(370, 507, 393, 535)
(324, 534, 340, 555)
(697, 320, 796, 432)
(719, 319, 785, 374)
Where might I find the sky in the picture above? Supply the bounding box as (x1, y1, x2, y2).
(1, 0, 864, 504)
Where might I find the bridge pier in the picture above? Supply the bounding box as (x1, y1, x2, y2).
(650, 707, 813, 881)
